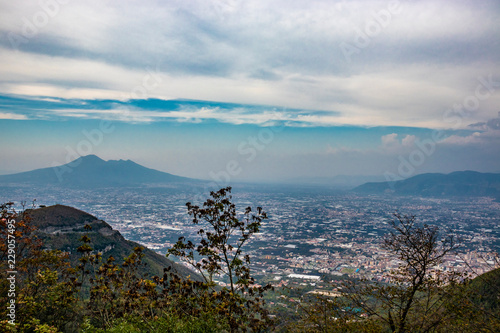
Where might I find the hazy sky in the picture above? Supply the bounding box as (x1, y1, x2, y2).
(0, 0, 499, 182)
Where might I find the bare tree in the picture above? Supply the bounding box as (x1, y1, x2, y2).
(379, 213, 459, 332)
(297, 213, 462, 333)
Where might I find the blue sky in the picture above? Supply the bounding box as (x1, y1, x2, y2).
(0, 0, 499, 182)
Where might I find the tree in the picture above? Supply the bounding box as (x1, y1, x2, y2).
(347, 213, 461, 332)
(293, 213, 462, 333)
(0, 202, 82, 332)
(167, 187, 273, 332)
(443, 265, 500, 332)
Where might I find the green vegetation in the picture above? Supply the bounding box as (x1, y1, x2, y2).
(167, 187, 273, 331)
(1, 191, 499, 332)
(26, 204, 194, 279)
(288, 214, 500, 332)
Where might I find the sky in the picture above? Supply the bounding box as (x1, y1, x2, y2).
(0, 0, 499, 183)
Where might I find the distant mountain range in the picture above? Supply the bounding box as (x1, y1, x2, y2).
(0, 155, 199, 187)
(354, 171, 500, 198)
(284, 175, 387, 188)
(26, 204, 196, 279)
(3, 156, 499, 199)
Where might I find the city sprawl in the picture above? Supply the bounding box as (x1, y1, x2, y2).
(1, 184, 499, 290)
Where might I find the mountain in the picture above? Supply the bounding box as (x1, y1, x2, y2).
(353, 171, 500, 198)
(284, 175, 387, 188)
(0, 155, 199, 187)
(26, 204, 197, 279)
(467, 267, 500, 314)
(468, 268, 500, 313)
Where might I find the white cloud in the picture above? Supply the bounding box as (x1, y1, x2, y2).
(0, 0, 499, 129)
(0, 112, 28, 120)
(439, 132, 483, 145)
(378, 133, 420, 156)
(401, 134, 416, 147)
(381, 133, 399, 147)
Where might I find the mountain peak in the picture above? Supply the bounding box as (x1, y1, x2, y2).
(76, 154, 106, 164)
(0, 155, 198, 187)
(75, 155, 138, 166)
(27, 204, 102, 228)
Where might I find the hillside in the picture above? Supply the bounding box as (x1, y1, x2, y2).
(354, 171, 500, 198)
(468, 267, 500, 313)
(0, 155, 198, 188)
(26, 204, 196, 279)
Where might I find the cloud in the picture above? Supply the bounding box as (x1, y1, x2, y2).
(440, 112, 500, 146)
(48, 104, 334, 126)
(0, 1, 499, 128)
(0, 94, 344, 126)
(381, 133, 398, 147)
(380, 133, 417, 154)
(486, 111, 500, 131)
(439, 132, 483, 145)
(0, 112, 28, 120)
(401, 134, 416, 147)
